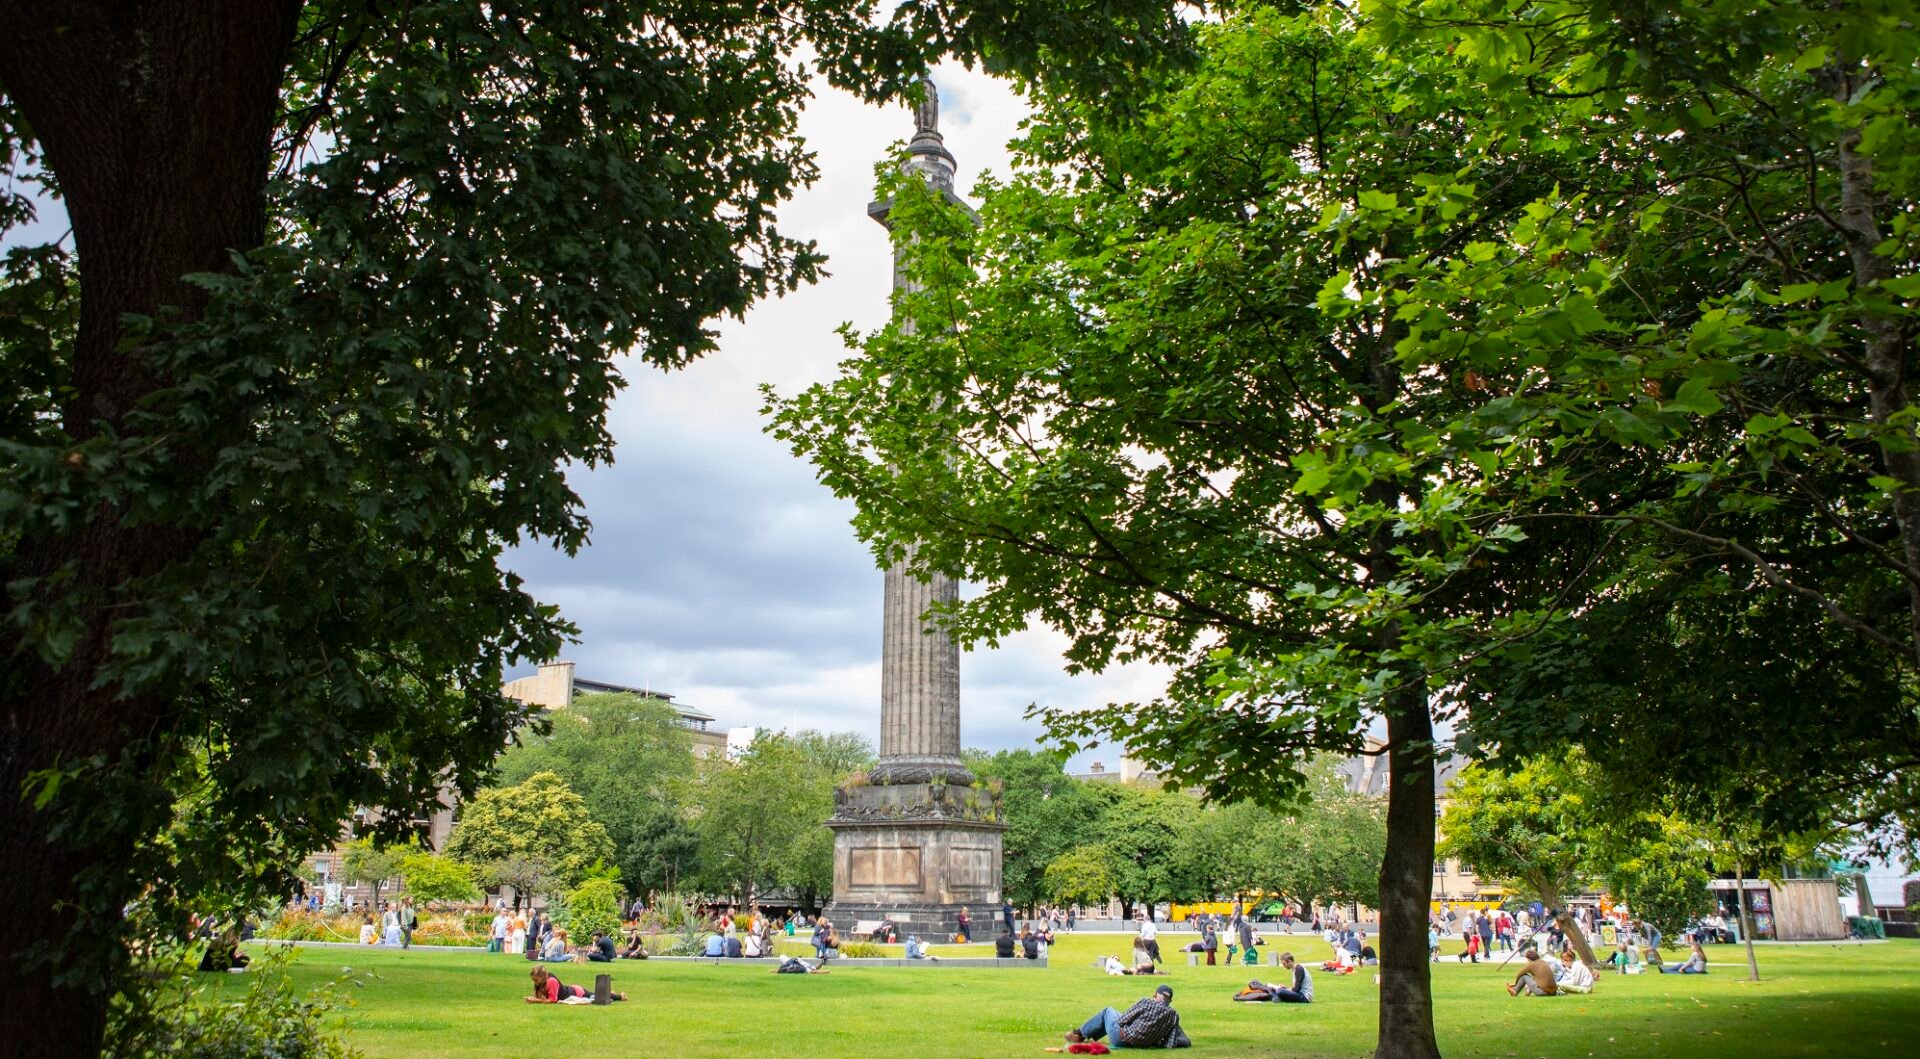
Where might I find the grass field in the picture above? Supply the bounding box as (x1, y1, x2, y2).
(220, 932, 1920, 1058)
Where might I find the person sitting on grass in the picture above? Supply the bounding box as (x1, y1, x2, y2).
(1234, 952, 1311, 1003)
(1063, 984, 1191, 1049)
(587, 930, 616, 962)
(1659, 942, 1708, 975)
(619, 930, 648, 960)
(774, 954, 830, 974)
(1604, 940, 1638, 973)
(1507, 948, 1559, 997)
(703, 931, 725, 958)
(358, 915, 377, 946)
(1555, 948, 1596, 994)
(1022, 929, 1041, 960)
(995, 930, 1017, 958)
(526, 965, 626, 1003)
(905, 935, 939, 961)
(197, 927, 251, 973)
(540, 928, 572, 962)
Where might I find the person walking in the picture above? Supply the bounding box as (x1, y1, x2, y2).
(401, 899, 418, 949)
(1138, 915, 1161, 965)
(1477, 908, 1494, 957)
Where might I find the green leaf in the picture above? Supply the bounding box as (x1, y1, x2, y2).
(1879, 275, 1920, 298)
(1666, 377, 1723, 417)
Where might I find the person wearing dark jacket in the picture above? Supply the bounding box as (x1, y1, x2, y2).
(1066, 985, 1190, 1049)
(995, 931, 1017, 958)
(588, 931, 617, 962)
(1201, 920, 1219, 965)
(1021, 931, 1040, 959)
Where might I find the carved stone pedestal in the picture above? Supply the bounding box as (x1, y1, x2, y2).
(821, 778, 1005, 941)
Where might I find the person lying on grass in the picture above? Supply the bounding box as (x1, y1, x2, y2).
(1234, 953, 1311, 1003)
(774, 955, 830, 974)
(1065, 984, 1190, 1049)
(526, 966, 626, 1003)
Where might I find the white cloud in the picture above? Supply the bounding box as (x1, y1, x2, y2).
(510, 62, 1172, 765)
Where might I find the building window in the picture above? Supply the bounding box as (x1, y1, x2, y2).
(1434, 861, 1446, 875)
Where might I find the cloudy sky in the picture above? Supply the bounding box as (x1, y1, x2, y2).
(0, 61, 1172, 764)
(502, 63, 1170, 760)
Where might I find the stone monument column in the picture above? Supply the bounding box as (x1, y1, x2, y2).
(822, 79, 1004, 938)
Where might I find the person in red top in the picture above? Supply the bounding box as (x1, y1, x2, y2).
(526, 966, 627, 1003)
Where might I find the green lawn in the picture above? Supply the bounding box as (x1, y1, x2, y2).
(221, 933, 1920, 1058)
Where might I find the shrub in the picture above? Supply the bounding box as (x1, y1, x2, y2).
(836, 941, 886, 959)
(559, 878, 623, 942)
(104, 946, 360, 1059)
(259, 909, 359, 943)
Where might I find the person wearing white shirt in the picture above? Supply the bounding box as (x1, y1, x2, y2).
(1555, 949, 1596, 994)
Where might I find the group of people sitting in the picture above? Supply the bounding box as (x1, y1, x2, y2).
(995, 927, 1046, 960)
(1509, 939, 1709, 997)
(1318, 929, 1375, 974)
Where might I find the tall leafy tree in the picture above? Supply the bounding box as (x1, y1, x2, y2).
(398, 852, 482, 907)
(1363, 1, 1920, 856)
(1437, 753, 1605, 968)
(0, 0, 1190, 1048)
(339, 839, 405, 911)
(443, 772, 614, 889)
(688, 734, 833, 907)
(768, 7, 1574, 1052)
(497, 692, 698, 898)
(965, 748, 1103, 911)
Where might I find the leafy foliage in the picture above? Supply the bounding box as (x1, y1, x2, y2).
(103, 947, 358, 1059)
(0, 0, 1194, 1039)
(340, 840, 406, 908)
(443, 772, 613, 889)
(398, 852, 481, 907)
(498, 693, 699, 897)
(688, 734, 834, 904)
(559, 878, 625, 943)
(965, 749, 1103, 909)
(1044, 845, 1118, 909)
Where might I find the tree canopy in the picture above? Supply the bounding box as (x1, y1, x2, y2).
(443, 772, 614, 889)
(497, 692, 698, 897)
(0, 0, 1191, 1048)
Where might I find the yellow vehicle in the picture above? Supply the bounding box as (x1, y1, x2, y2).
(1171, 895, 1296, 922)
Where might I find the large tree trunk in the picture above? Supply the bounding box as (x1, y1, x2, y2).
(0, 3, 300, 1056)
(1830, 61, 1920, 664)
(1536, 883, 1600, 970)
(1376, 689, 1441, 1059)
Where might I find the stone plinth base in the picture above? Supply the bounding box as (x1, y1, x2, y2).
(822, 779, 1005, 940)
